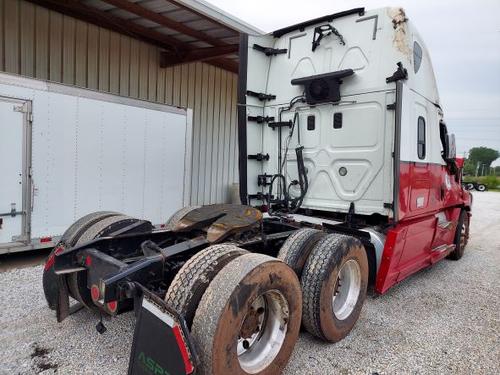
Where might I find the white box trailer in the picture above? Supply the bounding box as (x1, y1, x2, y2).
(0, 73, 192, 254)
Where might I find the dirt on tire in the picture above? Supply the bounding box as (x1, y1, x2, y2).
(277, 228, 325, 276)
(165, 244, 248, 328)
(191, 253, 302, 375)
(301, 233, 368, 342)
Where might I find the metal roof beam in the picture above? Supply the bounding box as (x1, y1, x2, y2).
(160, 44, 238, 68)
(206, 58, 238, 74)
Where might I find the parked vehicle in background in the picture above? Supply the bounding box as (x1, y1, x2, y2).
(463, 181, 487, 191)
(0, 73, 192, 255)
(42, 7, 472, 375)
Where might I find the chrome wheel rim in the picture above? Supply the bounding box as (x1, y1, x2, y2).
(237, 290, 289, 374)
(332, 259, 361, 320)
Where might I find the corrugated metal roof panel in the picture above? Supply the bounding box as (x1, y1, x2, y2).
(107, 8, 139, 20)
(138, 0, 179, 13)
(83, 0, 114, 11)
(203, 28, 237, 39)
(156, 30, 197, 43)
(132, 17, 162, 28)
(158, 9, 200, 23)
(183, 18, 219, 31)
(188, 40, 212, 48)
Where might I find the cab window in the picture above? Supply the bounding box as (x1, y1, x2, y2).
(414, 41, 423, 73)
(417, 116, 426, 159)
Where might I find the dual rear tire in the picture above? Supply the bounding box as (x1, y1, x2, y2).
(278, 229, 369, 342)
(42, 211, 152, 310)
(165, 247, 302, 375)
(42, 211, 119, 310)
(165, 228, 368, 374)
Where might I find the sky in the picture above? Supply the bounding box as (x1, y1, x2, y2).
(206, 0, 500, 165)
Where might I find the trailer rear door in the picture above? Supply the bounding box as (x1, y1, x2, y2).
(0, 97, 28, 245)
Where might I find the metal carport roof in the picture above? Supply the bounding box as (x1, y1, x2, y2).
(26, 0, 264, 74)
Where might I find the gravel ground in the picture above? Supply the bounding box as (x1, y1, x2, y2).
(1, 192, 499, 374)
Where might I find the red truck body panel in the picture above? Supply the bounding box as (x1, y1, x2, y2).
(375, 162, 471, 293)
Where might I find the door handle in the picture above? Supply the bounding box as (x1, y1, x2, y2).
(0, 203, 24, 217)
(0, 210, 24, 217)
(31, 178, 36, 211)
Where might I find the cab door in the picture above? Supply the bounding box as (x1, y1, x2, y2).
(396, 88, 436, 280)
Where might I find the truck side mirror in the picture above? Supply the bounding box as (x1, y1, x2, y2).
(445, 133, 456, 161)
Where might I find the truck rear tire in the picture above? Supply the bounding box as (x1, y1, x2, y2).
(42, 211, 120, 310)
(191, 253, 302, 375)
(60, 211, 120, 246)
(447, 210, 470, 260)
(277, 228, 325, 276)
(68, 215, 147, 309)
(164, 205, 201, 231)
(301, 234, 368, 342)
(476, 184, 487, 192)
(165, 244, 248, 328)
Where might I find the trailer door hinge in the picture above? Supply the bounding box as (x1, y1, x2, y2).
(248, 153, 270, 162)
(386, 62, 408, 83)
(246, 90, 276, 101)
(14, 104, 33, 121)
(383, 202, 393, 209)
(386, 102, 396, 110)
(268, 121, 293, 130)
(253, 44, 288, 56)
(13, 104, 26, 113)
(248, 115, 275, 124)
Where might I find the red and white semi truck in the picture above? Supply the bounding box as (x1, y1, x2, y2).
(43, 7, 472, 375)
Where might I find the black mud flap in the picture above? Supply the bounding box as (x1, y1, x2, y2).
(128, 290, 197, 375)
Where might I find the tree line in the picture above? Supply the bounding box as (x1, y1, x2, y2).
(463, 147, 499, 176)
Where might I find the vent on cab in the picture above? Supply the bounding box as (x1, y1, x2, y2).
(291, 69, 354, 105)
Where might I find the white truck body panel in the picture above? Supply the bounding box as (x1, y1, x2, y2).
(243, 7, 442, 217)
(0, 73, 192, 254)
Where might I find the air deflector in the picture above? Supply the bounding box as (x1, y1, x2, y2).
(291, 69, 354, 104)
